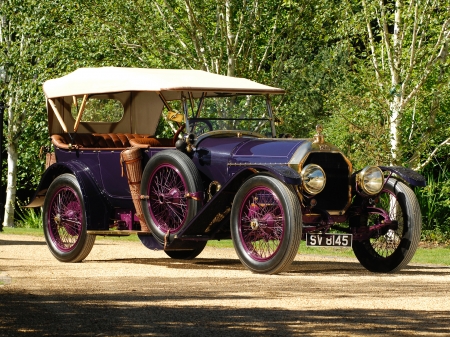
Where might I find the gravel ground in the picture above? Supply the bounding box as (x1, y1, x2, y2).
(1, 233, 450, 336)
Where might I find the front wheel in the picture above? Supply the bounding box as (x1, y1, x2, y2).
(43, 174, 95, 262)
(230, 175, 302, 274)
(141, 151, 203, 243)
(351, 178, 422, 273)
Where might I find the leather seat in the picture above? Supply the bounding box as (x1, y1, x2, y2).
(51, 133, 173, 150)
(129, 137, 174, 148)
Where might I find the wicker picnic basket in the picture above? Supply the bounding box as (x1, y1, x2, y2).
(120, 147, 150, 232)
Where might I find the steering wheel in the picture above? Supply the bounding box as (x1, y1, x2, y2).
(189, 119, 213, 135)
(173, 124, 186, 146)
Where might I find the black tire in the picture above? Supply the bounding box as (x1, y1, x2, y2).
(43, 174, 96, 262)
(164, 241, 207, 260)
(351, 178, 422, 273)
(141, 150, 203, 243)
(230, 175, 302, 274)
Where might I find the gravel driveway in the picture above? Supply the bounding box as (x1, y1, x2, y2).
(1, 233, 449, 336)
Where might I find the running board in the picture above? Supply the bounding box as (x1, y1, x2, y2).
(87, 230, 152, 236)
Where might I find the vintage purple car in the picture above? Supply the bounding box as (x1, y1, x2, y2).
(29, 67, 425, 274)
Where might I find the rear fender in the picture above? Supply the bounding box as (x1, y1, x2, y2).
(27, 162, 112, 230)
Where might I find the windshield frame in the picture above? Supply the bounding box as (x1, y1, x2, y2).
(176, 91, 277, 138)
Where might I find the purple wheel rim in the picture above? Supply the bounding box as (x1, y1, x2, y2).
(47, 186, 83, 252)
(147, 163, 188, 233)
(368, 189, 404, 257)
(238, 186, 285, 262)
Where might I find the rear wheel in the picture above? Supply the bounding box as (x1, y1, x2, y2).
(230, 175, 302, 274)
(351, 178, 421, 273)
(43, 174, 95, 262)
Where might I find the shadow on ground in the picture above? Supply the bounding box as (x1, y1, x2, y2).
(0, 290, 448, 336)
(88, 257, 450, 276)
(0, 239, 47, 246)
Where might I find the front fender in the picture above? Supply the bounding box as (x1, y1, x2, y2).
(27, 161, 112, 230)
(379, 166, 426, 187)
(173, 166, 300, 240)
(229, 164, 301, 186)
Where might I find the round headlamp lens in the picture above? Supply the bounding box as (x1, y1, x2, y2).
(301, 164, 326, 195)
(358, 166, 383, 195)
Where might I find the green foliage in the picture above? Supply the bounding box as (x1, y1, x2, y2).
(415, 169, 450, 243)
(0, 0, 145, 190)
(71, 97, 124, 123)
(14, 207, 42, 229)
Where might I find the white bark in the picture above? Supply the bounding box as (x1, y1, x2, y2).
(3, 97, 16, 227)
(389, 96, 402, 165)
(225, 0, 235, 77)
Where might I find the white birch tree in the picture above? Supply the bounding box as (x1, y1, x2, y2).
(0, 2, 35, 227)
(361, 0, 450, 166)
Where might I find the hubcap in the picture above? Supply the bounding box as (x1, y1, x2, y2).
(250, 219, 259, 230)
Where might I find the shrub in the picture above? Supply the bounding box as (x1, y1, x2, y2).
(15, 207, 42, 229)
(415, 169, 450, 243)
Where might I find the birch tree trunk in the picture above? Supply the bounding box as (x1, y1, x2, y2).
(389, 97, 402, 165)
(3, 96, 17, 227)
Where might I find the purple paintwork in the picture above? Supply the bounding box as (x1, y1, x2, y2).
(193, 136, 308, 186)
(232, 138, 303, 158)
(114, 209, 140, 230)
(237, 186, 285, 262)
(146, 163, 189, 233)
(47, 185, 82, 252)
(194, 137, 249, 184)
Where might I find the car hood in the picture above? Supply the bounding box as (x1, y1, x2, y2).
(194, 135, 343, 185)
(230, 138, 310, 165)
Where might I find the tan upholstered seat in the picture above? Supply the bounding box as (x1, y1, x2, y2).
(51, 133, 173, 150)
(129, 137, 174, 148)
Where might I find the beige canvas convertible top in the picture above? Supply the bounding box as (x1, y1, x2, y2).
(43, 67, 285, 99)
(44, 67, 284, 136)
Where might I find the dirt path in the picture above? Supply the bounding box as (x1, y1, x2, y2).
(1, 233, 450, 336)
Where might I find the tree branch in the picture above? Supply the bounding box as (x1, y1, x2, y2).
(406, 1, 419, 82)
(402, 18, 450, 107)
(183, 0, 210, 71)
(379, 0, 396, 85)
(362, 0, 384, 89)
(257, 4, 282, 73)
(414, 136, 450, 171)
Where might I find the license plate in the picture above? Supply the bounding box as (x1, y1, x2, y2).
(306, 233, 352, 247)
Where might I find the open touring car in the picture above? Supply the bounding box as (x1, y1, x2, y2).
(29, 67, 426, 274)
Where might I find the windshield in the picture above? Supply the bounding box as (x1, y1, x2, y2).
(186, 95, 274, 137)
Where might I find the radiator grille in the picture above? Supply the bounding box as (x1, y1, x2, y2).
(302, 152, 351, 211)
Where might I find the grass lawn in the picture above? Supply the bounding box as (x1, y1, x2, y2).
(2, 227, 449, 266)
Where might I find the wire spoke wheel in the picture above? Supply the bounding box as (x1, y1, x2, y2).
(239, 186, 284, 261)
(148, 163, 188, 233)
(141, 151, 203, 247)
(368, 190, 403, 257)
(231, 175, 302, 274)
(352, 178, 422, 273)
(43, 174, 95, 262)
(48, 187, 83, 251)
